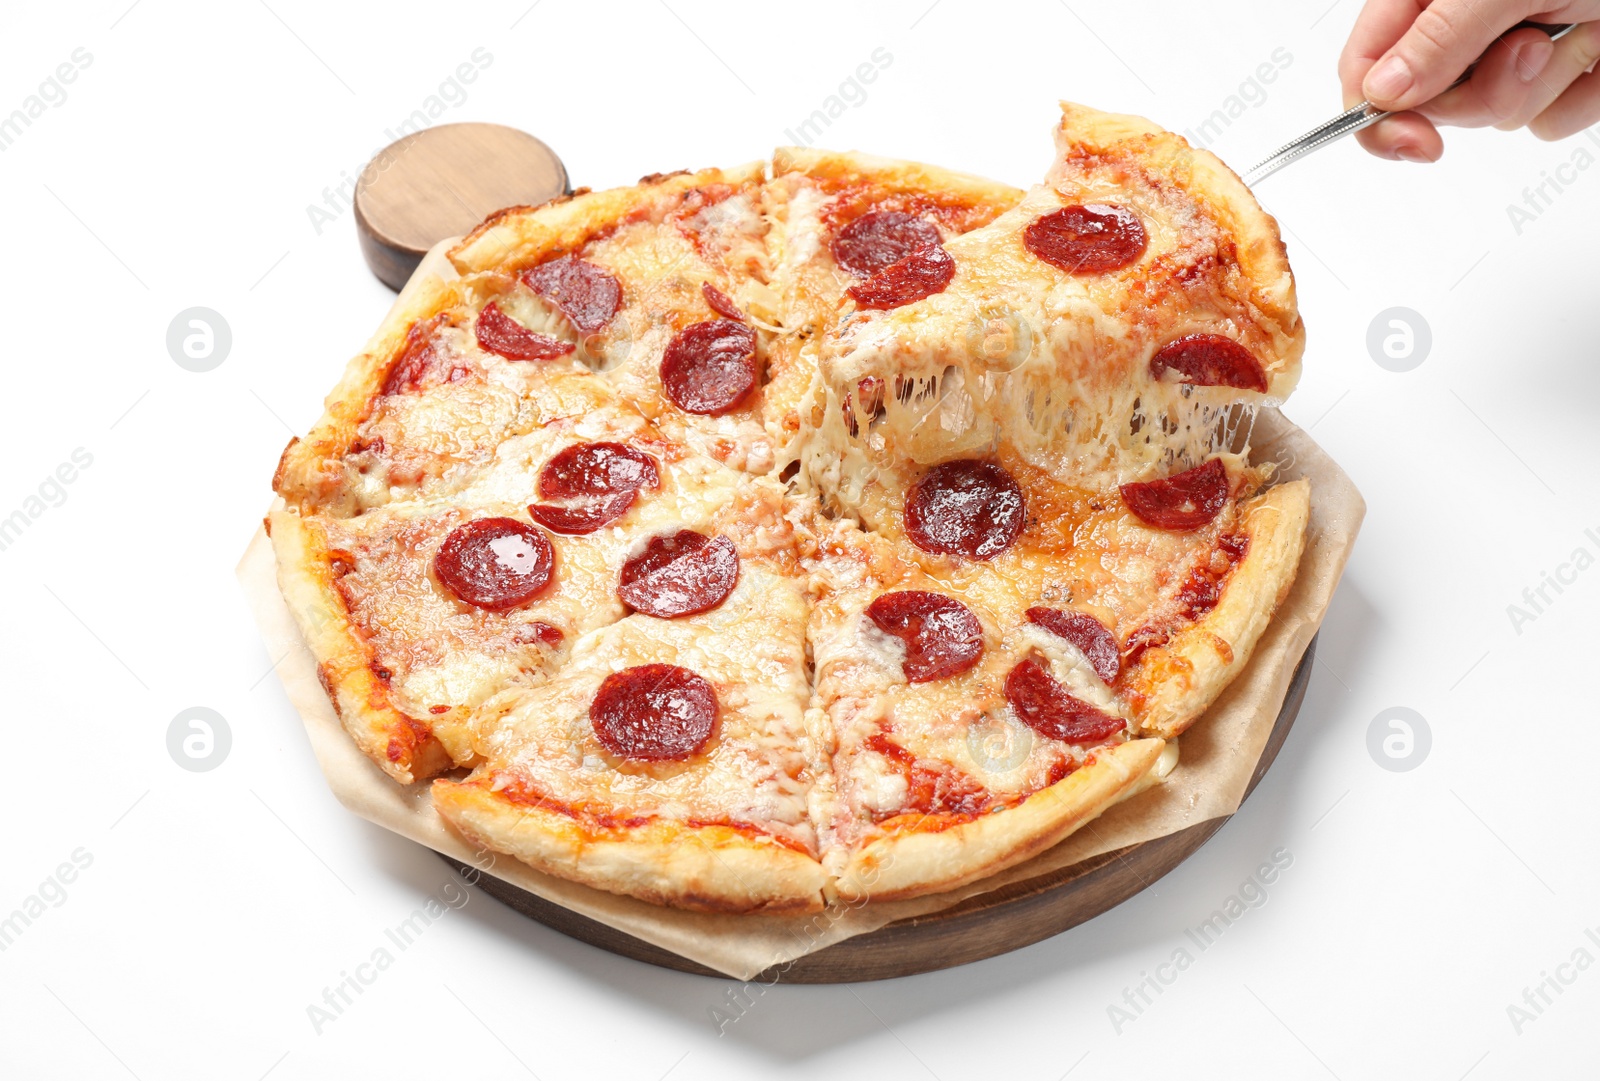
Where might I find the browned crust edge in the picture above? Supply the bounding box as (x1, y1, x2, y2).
(432, 778, 828, 914)
(834, 738, 1167, 902)
(268, 508, 452, 784)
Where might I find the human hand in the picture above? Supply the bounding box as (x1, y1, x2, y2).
(1338, 2, 1600, 160)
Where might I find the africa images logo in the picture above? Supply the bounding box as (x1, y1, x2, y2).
(305, 48, 494, 236)
(1106, 847, 1294, 1034)
(1504, 526, 1600, 635)
(0, 48, 92, 153)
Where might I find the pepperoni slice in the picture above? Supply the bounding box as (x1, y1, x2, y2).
(831, 211, 941, 278)
(1004, 660, 1125, 744)
(1026, 608, 1120, 683)
(529, 490, 637, 535)
(905, 459, 1025, 560)
(434, 518, 554, 611)
(660, 319, 757, 415)
(528, 442, 659, 535)
(1120, 459, 1230, 531)
(382, 314, 453, 396)
(1149, 334, 1268, 392)
(537, 442, 660, 501)
(700, 281, 744, 321)
(521, 256, 622, 334)
(866, 592, 983, 683)
(846, 245, 955, 311)
(618, 531, 740, 618)
(590, 664, 717, 761)
(1023, 204, 1148, 274)
(474, 302, 575, 361)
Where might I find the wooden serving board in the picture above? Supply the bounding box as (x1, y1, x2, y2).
(354, 123, 568, 290)
(439, 637, 1315, 983)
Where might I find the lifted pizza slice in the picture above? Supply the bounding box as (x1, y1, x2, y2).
(801, 102, 1305, 533)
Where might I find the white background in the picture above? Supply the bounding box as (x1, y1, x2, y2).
(2, 1, 1596, 1077)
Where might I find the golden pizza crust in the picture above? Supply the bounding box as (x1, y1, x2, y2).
(448, 161, 768, 276)
(1123, 479, 1311, 738)
(269, 508, 453, 784)
(432, 778, 828, 914)
(770, 146, 1025, 211)
(833, 738, 1166, 902)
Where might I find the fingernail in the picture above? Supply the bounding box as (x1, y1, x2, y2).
(1365, 55, 1413, 101)
(1396, 147, 1433, 164)
(1516, 39, 1554, 83)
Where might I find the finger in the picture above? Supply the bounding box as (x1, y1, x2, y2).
(1408, 26, 1553, 127)
(1362, 0, 1541, 110)
(1340, 0, 1429, 106)
(1505, 20, 1600, 131)
(1341, 0, 1443, 160)
(1530, 65, 1600, 138)
(1353, 111, 1447, 160)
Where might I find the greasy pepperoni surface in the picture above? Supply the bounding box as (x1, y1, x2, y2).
(521, 256, 622, 334)
(700, 281, 744, 321)
(434, 518, 554, 610)
(660, 319, 757, 415)
(618, 531, 740, 618)
(831, 211, 941, 278)
(528, 442, 659, 535)
(866, 591, 984, 683)
(537, 443, 660, 501)
(1026, 608, 1120, 683)
(474, 302, 575, 361)
(1120, 459, 1230, 531)
(847, 245, 955, 310)
(590, 664, 717, 761)
(1149, 334, 1268, 392)
(1023, 204, 1148, 274)
(905, 459, 1025, 560)
(1004, 660, 1126, 744)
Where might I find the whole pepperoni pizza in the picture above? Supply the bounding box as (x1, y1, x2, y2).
(269, 103, 1310, 913)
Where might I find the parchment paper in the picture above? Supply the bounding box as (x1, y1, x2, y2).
(240, 240, 1364, 979)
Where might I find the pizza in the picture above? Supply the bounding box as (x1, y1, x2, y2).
(269, 102, 1310, 914)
